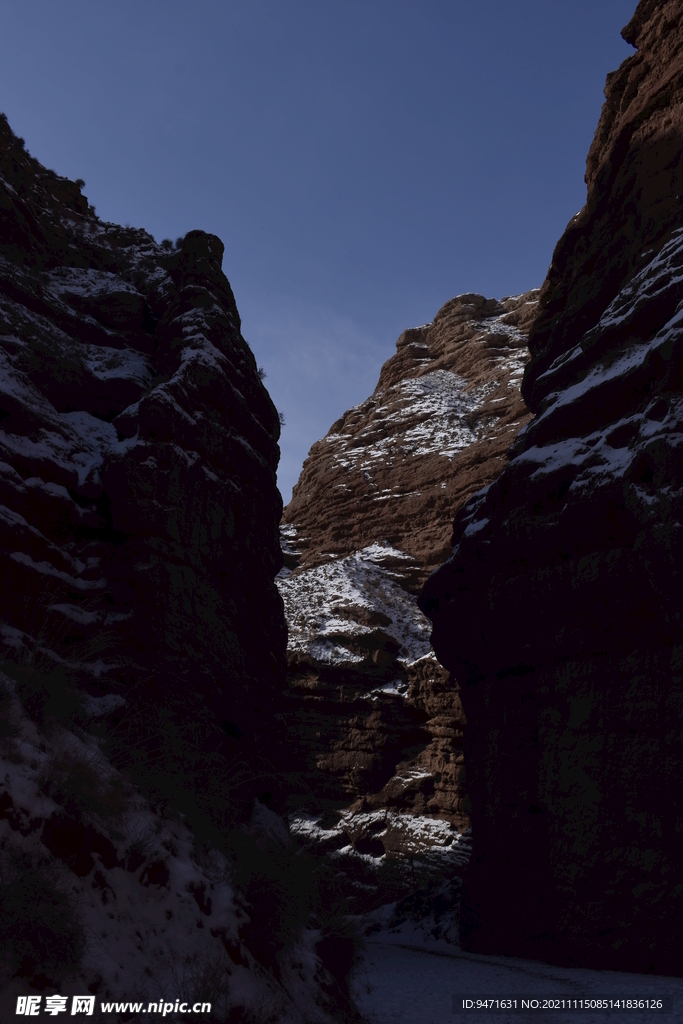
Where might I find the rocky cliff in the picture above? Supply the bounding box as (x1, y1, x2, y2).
(0, 115, 347, 1016)
(0, 112, 285, 778)
(421, 0, 683, 975)
(279, 289, 537, 887)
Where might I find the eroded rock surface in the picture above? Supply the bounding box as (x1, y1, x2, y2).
(0, 113, 373, 1016)
(421, 0, 683, 975)
(279, 290, 538, 879)
(0, 114, 285, 760)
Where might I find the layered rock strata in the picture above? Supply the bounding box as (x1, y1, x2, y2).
(421, 0, 683, 975)
(0, 113, 285, 768)
(0, 115, 358, 1013)
(279, 290, 537, 873)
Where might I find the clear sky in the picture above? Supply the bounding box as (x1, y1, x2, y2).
(0, 1, 635, 502)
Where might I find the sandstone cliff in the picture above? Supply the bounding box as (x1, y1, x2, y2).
(421, 0, 683, 975)
(279, 289, 537, 886)
(0, 115, 346, 1015)
(0, 112, 285, 780)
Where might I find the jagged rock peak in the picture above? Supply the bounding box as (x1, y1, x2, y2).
(277, 288, 538, 897)
(284, 288, 538, 579)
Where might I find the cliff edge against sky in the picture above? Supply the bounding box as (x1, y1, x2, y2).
(421, 0, 683, 975)
(278, 287, 537, 909)
(0, 111, 285, 776)
(0, 115, 350, 1020)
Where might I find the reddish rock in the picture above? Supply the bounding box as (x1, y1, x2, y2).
(285, 291, 538, 577)
(279, 290, 538, 861)
(421, 0, 683, 976)
(0, 114, 285, 801)
(525, 0, 683, 410)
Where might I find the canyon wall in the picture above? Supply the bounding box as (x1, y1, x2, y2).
(0, 114, 363, 1018)
(421, 0, 683, 975)
(0, 112, 285, 778)
(279, 289, 537, 879)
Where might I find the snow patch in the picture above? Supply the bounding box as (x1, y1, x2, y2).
(290, 809, 471, 868)
(277, 545, 432, 667)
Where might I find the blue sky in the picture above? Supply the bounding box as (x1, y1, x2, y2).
(0, 1, 634, 501)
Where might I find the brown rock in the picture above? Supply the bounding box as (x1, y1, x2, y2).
(285, 290, 538, 578)
(421, 0, 683, 976)
(524, 0, 683, 410)
(0, 114, 285, 813)
(279, 289, 538, 854)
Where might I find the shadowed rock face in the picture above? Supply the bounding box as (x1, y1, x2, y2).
(0, 115, 285, 775)
(279, 290, 537, 871)
(524, 0, 683, 410)
(420, 0, 683, 976)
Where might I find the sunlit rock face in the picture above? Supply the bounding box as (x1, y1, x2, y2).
(278, 289, 538, 887)
(0, 113, 285, 765)
(421, 0, 683, 975)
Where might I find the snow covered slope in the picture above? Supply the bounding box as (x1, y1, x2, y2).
(0, 672, 343, 1022)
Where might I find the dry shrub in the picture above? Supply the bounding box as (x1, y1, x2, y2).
(228, 825, 365, 988)
(228, 829, 318, 971)
(40, 746, 127, 823)
(169, 943, 233, 1020)
(0, 841, 84, 979)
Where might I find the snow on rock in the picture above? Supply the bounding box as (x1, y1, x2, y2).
(290, 808, 472, 869)
(283, 291, 538, 578)
(420, 1, 683, 975)
(0, 671, 340, 1022)
(277, 542, 432, 669)
(326, 369, 490, 471)
(277, 292, 538, 915)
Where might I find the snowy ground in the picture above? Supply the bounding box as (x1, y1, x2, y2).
(0, 669, 341, 1023)
(353, 932, 683, 1024)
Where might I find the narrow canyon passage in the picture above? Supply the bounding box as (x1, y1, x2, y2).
(2, 0, 683, 1016)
